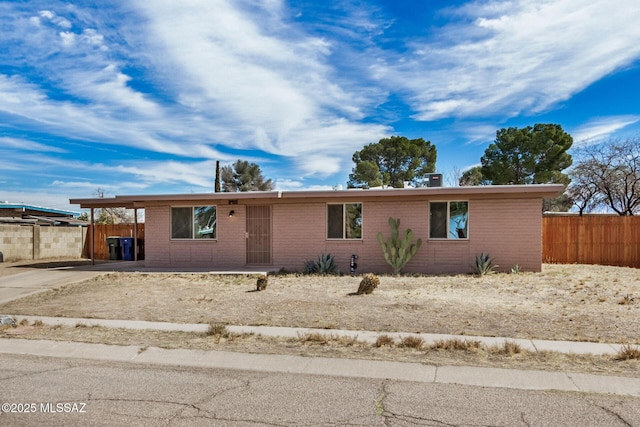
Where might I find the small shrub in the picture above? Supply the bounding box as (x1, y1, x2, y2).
(618, 294, 635, 305)
(256, 275, 268, 291)
(473, 253, 498, 276)
(304, 260, 317, 274)
(304, 253, 339, 275)
(375, 335, 395, 348)
(32, 320, 44, 327)
(614, 344, 640, 360)
(335, 335, 359, 346)
(206, 323, 229, 337)
(356, 273, 380, 295)
(398, 335, 424, 350)
(432, 338, 482, 351)
(511, 264, 521, 274)
(298, 332, 329, 345)
(490, 340, 522, 356)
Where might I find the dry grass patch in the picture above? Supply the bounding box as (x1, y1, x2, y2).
(432, 338, 482, 352)
(398, 336, 425, 350)
(615, 344, 640, 361)
(3, 324, 640, 377)
(375, 335, 395, 348)
(1, 264, 639, 345)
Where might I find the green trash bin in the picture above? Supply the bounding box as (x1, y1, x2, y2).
(107, 237, 122, 260)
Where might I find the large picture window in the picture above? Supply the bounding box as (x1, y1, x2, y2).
(327, 203, 362, 239)
(171, 206, 217, 239)
(429, 201, 468, 239)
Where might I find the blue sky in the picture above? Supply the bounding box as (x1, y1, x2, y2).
(2, 0, 640, 212)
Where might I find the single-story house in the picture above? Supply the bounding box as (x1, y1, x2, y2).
(70, 184, 564, 274)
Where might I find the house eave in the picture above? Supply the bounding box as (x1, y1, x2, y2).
(70, 184, 565, 209)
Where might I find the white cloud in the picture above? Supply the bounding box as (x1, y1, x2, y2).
(571, 116, 640, 146)
(0, 137, 66, 153)
(132, 0, 389, 172)
(377, 0, 640, 120)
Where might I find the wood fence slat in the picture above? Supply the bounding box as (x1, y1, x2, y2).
(543, 215, 640, 268)
(85, 224, 145, 260)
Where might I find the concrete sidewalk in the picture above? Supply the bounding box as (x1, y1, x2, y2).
(11, 314, 629, 356)
(1, 337, 639, 398)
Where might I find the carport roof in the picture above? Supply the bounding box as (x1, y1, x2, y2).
(70, 184, 565, 209)
(0, 202, 78, 217)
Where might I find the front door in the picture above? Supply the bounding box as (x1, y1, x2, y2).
(246, 205, 272, 265)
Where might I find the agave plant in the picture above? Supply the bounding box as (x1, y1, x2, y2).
(304, 253, 339, 274)
(473, 253, 498, 276)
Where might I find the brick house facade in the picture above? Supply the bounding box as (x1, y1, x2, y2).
(71, 184, 563, 274)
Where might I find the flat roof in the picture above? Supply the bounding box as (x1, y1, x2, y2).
(70, 184, 565, 209)
(0, 202, 78, 217)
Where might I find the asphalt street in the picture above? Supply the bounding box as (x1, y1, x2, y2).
(1, 353, 639, 426)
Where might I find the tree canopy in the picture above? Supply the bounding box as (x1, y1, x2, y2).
(221, 160, 274, 192)
(348, 136, 437, 188)
(481, 124, 573, 185)
(569, 137, 640, 215)
(458, 166, 490, 186)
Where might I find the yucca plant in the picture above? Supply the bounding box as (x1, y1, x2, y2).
(473, 253, 498, 276)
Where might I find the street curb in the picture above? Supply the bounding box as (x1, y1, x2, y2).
(1, 338, 639, 397)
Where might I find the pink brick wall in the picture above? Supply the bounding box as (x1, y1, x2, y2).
(143, 196, 543, 273)
(145, 204, 246, 268)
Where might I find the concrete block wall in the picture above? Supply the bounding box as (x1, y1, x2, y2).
(38, 226, 86, 259)
(0, 225, 85, 262)
(0, 225, 34, 262)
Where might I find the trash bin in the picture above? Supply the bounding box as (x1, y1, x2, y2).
(107, 237, 121, 260)
(136, 238, 145, 260)
(119, 237, 134, 261)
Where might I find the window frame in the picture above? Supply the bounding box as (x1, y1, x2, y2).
(429, 201, 469, 240)
(170, 205, 217, 240)
(326, 202, 363, 240)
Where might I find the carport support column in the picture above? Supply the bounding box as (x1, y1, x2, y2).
(134, 208, 138, 262)
(90, 208, 95, 265)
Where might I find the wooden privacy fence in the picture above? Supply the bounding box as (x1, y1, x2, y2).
(543, 215, 640, 268)
(84, 223, 145, 260)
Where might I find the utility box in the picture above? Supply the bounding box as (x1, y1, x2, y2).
(426, 173, 443, 187)
(106, 237, 122, 260)
(119, 237, 134, 261)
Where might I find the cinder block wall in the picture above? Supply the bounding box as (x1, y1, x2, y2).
(0, 225, 34, 261)
(0, 225, 85, 262)
(39, 227, 86, 259)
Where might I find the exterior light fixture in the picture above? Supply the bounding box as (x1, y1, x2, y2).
(229, 210, 235, 217)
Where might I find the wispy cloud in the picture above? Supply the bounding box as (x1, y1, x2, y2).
(374, 0, 640, 121)
(0, 137, 66, 153)
(571, 115, 640, 146)
(0, 0, 389, 183)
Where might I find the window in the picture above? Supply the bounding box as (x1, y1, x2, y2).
(429, 201, 468, 239)
(171, 206, 217, 239)
(327, 203, 362, 239)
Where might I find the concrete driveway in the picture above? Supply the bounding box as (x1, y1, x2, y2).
(0, 261, 116, 305)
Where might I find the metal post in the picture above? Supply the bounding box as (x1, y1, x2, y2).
(133, 208, 138, 262)
(90, 208, 95, 265)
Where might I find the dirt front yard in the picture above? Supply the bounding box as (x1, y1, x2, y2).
(1, 263, 639, 344)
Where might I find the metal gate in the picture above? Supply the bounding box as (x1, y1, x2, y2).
(246, 205, 272, 265)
